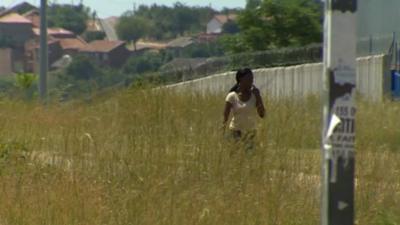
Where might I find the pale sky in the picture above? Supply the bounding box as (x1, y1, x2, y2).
(1, 0, 246, 18)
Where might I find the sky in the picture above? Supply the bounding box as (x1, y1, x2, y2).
(1, 0, 246, 18)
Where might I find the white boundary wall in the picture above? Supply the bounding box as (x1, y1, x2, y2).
(166, 55, 390, 101)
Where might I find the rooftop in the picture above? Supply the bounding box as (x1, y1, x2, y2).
(32, 27, 75, 36)
(167, 37, 194, 48)
(58, 37, 87, 50)
(80, 40, 126, 53)
(0, 12, 32, 24)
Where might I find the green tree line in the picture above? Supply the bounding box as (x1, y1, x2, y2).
(220, 0, 323, 53)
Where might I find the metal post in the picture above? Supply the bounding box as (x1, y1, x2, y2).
(321, 0, 357, 225)
(39, 0, 48, 101)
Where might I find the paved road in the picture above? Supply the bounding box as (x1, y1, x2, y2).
(99, 19, 119, 41)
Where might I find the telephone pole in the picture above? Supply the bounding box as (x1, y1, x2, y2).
(321, 0, 357, 225)
(39, 0, 48, 101)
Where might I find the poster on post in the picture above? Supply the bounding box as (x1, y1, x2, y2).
(322, 0, 357, 225)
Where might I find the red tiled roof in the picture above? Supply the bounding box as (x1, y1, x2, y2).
(80, 40, 126, 53)
(0, 12, 32, 24)
(58, 37, 87, 50)
(26, 39, 60, 51)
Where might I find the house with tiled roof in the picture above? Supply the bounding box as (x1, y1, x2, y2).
(206, 14, 238, 34)
(0, 48, 13, 76)
(79, 40, 131, 67)
(25, 38, 64, 72)
(0, 2, 37, 17)
(58, 37, 87, 55)
(0, 12, 34, 46)
(0, 12, 34, 74)
(24, 34, 87, 72)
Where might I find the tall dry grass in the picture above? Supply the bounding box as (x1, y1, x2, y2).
(0, 88, 398, 225)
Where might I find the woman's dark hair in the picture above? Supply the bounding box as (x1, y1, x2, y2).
(229, 68, 253, 92)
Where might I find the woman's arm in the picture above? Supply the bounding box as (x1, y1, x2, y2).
(252, 87, 265, 118)
(222, 102, 232, 130)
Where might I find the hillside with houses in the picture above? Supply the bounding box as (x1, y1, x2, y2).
(0, 1, 323, 99)
(0, 2, 241, 76)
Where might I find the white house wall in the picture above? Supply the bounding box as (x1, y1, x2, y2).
(206, 19, 223, 34)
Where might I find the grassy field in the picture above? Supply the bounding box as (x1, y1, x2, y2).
(0, 88, 399, 225)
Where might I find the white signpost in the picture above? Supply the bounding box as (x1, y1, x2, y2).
(322, 0, 357, 225)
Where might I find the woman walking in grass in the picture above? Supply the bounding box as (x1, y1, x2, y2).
(222, 68, 265, 152)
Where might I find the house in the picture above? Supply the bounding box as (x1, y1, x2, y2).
(0, 12, 34, 46)
(166, 36, 195, 56)
(0, 48, 13, 75)
(0, 2, 37, 17)
(25, 39, 64, 72)
(79, 40, 130, 67)
(135, 41, 167, 51)
(58, 37, 87, 55)
(127, 41, 167, 56)
(197, 32, 220, 43)
(206, 14, 237, 34)
(24, 36, 85, 72)
(0, 12, 34, 73)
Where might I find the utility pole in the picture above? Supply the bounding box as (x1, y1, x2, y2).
(321, 0, 357, 225)
(39, 0, 48, 101)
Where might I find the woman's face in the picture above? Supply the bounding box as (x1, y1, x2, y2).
(239, 73, 254, 90)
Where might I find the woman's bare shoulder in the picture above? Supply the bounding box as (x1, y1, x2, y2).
(225, 91, 237, 102)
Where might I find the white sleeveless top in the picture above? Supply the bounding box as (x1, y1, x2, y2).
(225, 91, 257, 131)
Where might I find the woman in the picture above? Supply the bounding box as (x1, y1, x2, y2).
(222, 68, 265, 151)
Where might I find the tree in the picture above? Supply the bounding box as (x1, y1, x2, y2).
(83, 31, 106, 42)
(180, 42, 225, 58)
(224, 0, 322, 53)
(66, 55, 99, 80)
(222, 20, 240, 34)
(15, 73, 37, 100)
(171, 2, 198, 36)
(257, 0, 322, 47)
(116, 14, 152, 51)
(122, 52, 163, 75)
(48, 4, 90, 34)
(246, 0, 262, 9)
(132, 4, 213, 40)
